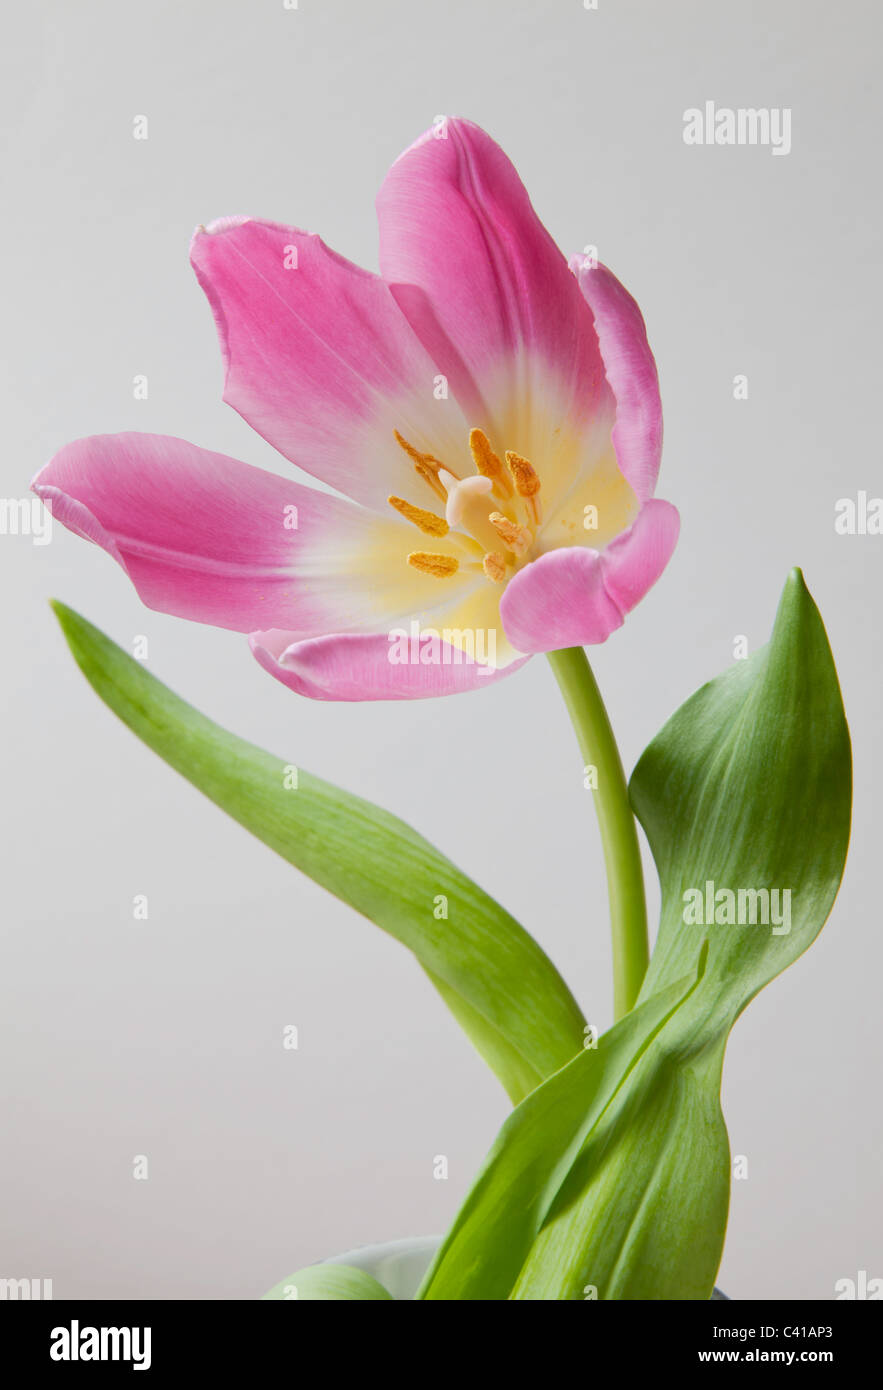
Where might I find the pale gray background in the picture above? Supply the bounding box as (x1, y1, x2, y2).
(1, 0, 879, 1299)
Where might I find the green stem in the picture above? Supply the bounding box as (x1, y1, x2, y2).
(546, 647, 649, 1020)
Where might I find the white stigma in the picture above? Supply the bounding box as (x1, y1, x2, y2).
(439, 470, 493, 529)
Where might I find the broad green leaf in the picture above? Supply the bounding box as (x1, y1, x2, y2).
(423, 570, 851, 1299)
(263, 1264, 393, 1300)
(51, 603, 586, 1103)
(515, 570, 851, 1299)
(631, 566, 852, 1029)
(509, 1034, 730, 1299)
(419, 950, 707, 1300)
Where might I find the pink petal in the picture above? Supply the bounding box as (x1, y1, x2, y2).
(377, 119, 612, 437)
(499, 548, 623, 654)
(499, 500, 679, 653)
(250, 630, 527, 702)
(31, 432, 420, 635)
(570, 257, 663, 503)
(190, 218, 469, 510)
(601, 498, 680, 614)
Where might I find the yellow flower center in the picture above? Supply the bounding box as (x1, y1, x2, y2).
(388, 428, 544, 585)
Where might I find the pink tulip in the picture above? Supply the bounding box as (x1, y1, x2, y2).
(33, 119, 678, 700)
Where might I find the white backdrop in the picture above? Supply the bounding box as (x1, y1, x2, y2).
(0, 0, 878, 1298)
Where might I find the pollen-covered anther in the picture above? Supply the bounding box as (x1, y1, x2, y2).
(407, 550, 459, 578)
(505, 450, 543, 526)
(388, 494, 449, 537)
(394, 429, 457, 502)
(469, 428, 514, 498)
(482, 551, 507, 583)
(489, 511, 532, 557)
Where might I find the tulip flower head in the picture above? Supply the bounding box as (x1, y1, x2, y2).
(33, 119, 678, 700)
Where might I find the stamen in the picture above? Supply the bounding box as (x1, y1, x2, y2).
(505, 450, 542, 526)
(414, 461, 448, 503)
(505, 450, 541, 497)
(489, 511, 532, 557)
(407, 550, 459, 578)
(393, 429, 441, 469)
(470, 428, 513, 497)
(394, 429, 458, 503)
(393, 427, 544, 575)
(388, 494, 449, 537)
(482, 551, 507, 583)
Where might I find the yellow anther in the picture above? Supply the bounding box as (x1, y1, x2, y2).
(505, 450, 541, 496)
(388, 495, 449, 537)
(407, 550, 460, 578)
(489, 511, 532, 557)
(470, 428, 513, 497)
(505, 449, 543, 526)
(393, 429, 437, 468)
(482, 551, 507, 583)
(394, 430, 458, 502)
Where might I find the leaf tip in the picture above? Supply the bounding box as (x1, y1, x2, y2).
(49, 597, 78, 628)
(773, 566, 820, 645)
(49, 599, 87, 659)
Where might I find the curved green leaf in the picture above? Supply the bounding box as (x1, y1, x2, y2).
(421, 570, 851, 1298)
(520, 569, 851, 1299)
(51, 602, 586, 1102)
(632, 566, 851, 1026)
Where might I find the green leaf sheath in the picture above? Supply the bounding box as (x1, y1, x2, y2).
(424, 571, 851, 1298)
(51, 603, 586, 1104)
(263, 1265, 393, 1301)
(508, 1031, 730, 1300)
(546, 647, 649, 1019)
(419, 953, 707, 1300)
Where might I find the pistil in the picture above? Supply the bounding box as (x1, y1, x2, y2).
(438, 470, 502, 555)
